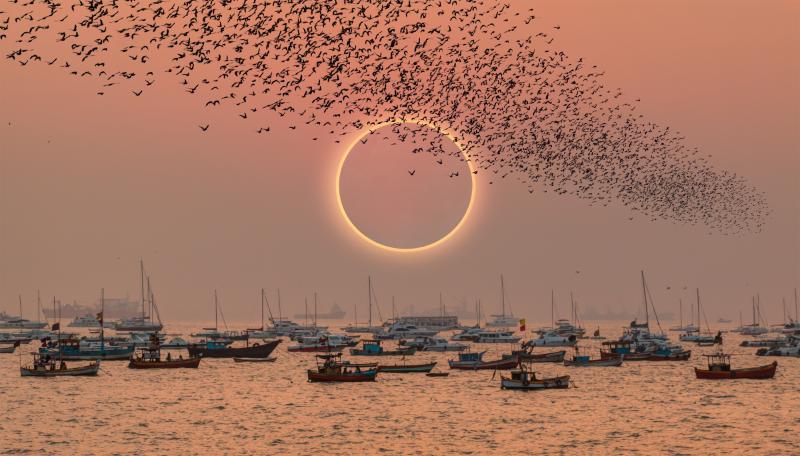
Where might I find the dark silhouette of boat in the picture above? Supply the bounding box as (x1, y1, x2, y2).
(695, 353, 777, 380)
(188, 339, 280, 359)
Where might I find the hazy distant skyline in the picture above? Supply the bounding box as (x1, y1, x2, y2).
(1, 1, 798, 323)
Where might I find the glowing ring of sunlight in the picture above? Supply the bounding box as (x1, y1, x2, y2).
(335, 119, 477, 253)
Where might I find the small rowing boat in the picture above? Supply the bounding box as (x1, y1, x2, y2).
(233, 357, 277, 363)
(426, 371, 449, 377)
(694, 352, 777, 380)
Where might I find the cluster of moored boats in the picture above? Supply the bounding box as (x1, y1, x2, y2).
(3, 274, 796, 386)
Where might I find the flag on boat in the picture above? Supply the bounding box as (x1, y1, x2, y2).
(519, 319, 526, 332)
(51, 322, 60, 331)
(96, 311, 103, 324)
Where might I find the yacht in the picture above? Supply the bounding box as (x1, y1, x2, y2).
(524, 330, 577, 347)
(0, 318, 49, 329)
(375, 322, 438, 340)
(475, 330, 521, 344)
(486, 275, 517, 328)
(451, 326, 482, 341)
(68, 315, 101, 328)
(400, 336, 467, 352)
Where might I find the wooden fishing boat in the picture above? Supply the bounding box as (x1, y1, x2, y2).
(643, 350, 692, 361)
(504, 348, 565, 363)
(500, 363, 570, 390)
(307, 353, 378, 382)
(21, 354, 99, 377)
(695, 353, 777, 380)
(128, 341, 201, 369)
(233, 357, 277, 363)
(350, 340, 416, 356)
(448, 352, 519, 370)
(378, 361, 437, 373)
(564, 353, 623, 367)
(188, 339, 280, 359)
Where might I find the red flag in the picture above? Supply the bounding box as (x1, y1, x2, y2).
(519, 319, 526, 332)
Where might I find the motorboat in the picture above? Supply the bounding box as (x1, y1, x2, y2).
(500, 363, 570, 390)
(287, 334, 354, 352)
(21, 354, 99, 377)
(400, 336, 466, 352)
(67, 315, 102, 328)
(564, 351, 623, 367)
(451, 327, 483, 341)
(128, 336, 200, 369)
(695, 352, 777, 379)
(524, 331, 577, 347)
(378, 361, 437, 373)
(475, 330, 521, 344)
(350, 340, 416, 356)
(188, 339, 281, 358)
(307, 353, 378, 382)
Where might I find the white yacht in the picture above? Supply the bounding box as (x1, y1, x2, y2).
(475, 330, 521, 344)
(401, 336, 467, 352)
(524, 330, 577, 347)
(68, 315, 101, 328)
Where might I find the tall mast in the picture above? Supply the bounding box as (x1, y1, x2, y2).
(140, 259, 145, 320)
(214, 289, 218, 330)
(37, 290, 41, 323)
(261, 289, 265, 330)
(795, 288, 799, 323)
(551, 290, 554, 329)
(100, 288, 105, 354)
(392, 296, 396, 320)
(18, 294, 22, 320)
(147, 276, 152, 322)
(783, 298, 787, 325)
(368, 276, 372, 328)
(314, 292, 317, 328)
(641, 271, 649, 325)
(679, 299, 683, 328)
(304, 297, 308, 327)
(277, 289, 282, 322)
(500, 274, 505, 318)
(570, 291, 575, 323)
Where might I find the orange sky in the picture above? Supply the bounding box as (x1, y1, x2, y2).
(0, 1, 797, 323)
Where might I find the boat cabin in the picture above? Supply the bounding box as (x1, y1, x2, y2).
(705, 353, 732, 372)
(357, 340, 385, 355)
(456, 352, 484, 362)
(601, 340, 632, 354)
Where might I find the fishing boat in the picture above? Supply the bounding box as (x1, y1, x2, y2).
(448, 351, 519, 370)
(756, 336, 799, 357)
(21, 354, 100, 377)
(500, 363, 570, 390)
(600, 340, 691, 361)
(694, 352, 777, 380)
(503, 348, 566, 363)
(307, 353, 378, 382)
(233, 357, 277, 363)
(564, 349, 624, 367)
(350, 339, 416, 356)
(128, 334, 201, 369)
(188, 339, 281, 359)
(378, 361, 437, 373)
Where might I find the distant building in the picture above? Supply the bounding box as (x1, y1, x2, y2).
(42, 297, 141, 319)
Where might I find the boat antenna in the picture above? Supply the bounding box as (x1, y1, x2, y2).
(369, 277, 384, 323)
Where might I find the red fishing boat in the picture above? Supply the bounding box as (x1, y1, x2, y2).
(307, 353, 378, 382)
(448, 352, 519, 370)
(695, 353, 777, 380)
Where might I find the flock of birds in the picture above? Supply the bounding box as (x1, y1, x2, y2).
(1, 0, 769, 234)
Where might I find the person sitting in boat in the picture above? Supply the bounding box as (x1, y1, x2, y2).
(166, 352, 172, 362)
(60, 360, 67, 370)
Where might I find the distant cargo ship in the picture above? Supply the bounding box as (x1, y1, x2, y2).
(294, 303, 346, 320)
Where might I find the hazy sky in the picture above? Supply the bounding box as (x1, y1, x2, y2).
(1, 1, 797, 325)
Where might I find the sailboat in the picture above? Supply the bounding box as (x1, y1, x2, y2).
(486, 275, 517, 328)
(669, 299, 698, 332)
(114, 260, 163, 332)
(342, 276, 385, 334)
(0, 294, 49, 329)
(679, 289, 718, 344)
(740, 296, 769, 336)
(190, 290, 248, 341)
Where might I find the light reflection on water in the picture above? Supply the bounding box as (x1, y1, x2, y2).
(1, 322, 797, 455)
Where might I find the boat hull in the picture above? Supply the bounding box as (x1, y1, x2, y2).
(188, 340, 280, 358)
(233, 357, 277, 363)
(564, 357, 623, 367)
(307, 369, 378, 382)
(694, 362, 777, 380)
(287, 344, 348, 353)
(378, 362, 437, 373)
(21, 362, 100, 377)
(501, 374, 570, 390)
(507, 350, 566, 363)
(448, 357, 519, 370)
(128, 357, 201, 369)
(350, 347, 416, 356)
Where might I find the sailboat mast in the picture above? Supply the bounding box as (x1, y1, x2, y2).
(795, 288, 799, 323)
(37, 290, 41, 323)
(500, 275, 505, 318)
(551, 290, 554, 329)
(100, 288, 105, 353)
(140, 259, 145, 320)
(18, 294, 22, 320)
(277, 289, 282, 322)
(641, 271, 649, 325)
(214, 289, 218, 330)
(679, 299, 683, 328)
(304, 297, 308, 327)
(368, 276, 372, 328)
(261, 289, 265, 330)
(314, 292, 317, 329)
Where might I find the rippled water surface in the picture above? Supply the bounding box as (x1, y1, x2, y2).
(1, 322, 798, 455)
